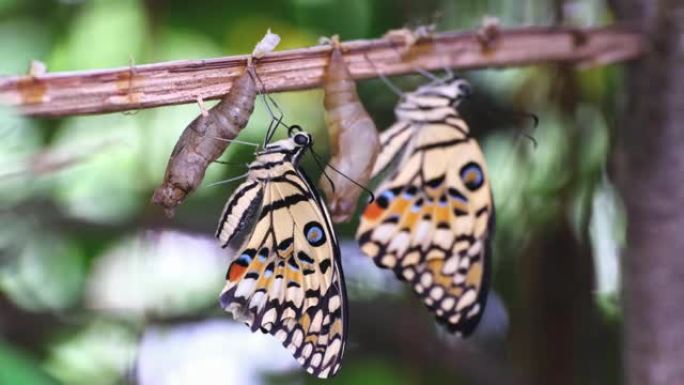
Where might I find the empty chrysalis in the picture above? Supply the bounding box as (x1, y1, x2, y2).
(151, 66, 257, 216)
(318, 37, 380, 223)
(152, 30, 281, 216)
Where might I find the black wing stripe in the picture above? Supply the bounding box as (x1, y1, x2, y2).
(412, 138, 470, 153)
(381, 122, 411, 146)
(258, 193, 311, 220)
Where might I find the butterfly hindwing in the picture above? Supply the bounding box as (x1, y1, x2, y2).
(218, 134, 346, 378)
(357, 79, 492, 336)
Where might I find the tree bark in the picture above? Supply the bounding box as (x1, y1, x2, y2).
(614, 1, 684, 384)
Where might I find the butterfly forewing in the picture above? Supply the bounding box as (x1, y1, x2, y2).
(357, 79, 492, 336)
(371, 121, 413, 176)
(217, 135, 347, 378)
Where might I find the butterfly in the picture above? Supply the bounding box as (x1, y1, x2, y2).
(215, 127, 347, 378)
(356, 77, 493, 336)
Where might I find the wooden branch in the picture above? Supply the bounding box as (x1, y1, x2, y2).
(0, 25, 645, 117)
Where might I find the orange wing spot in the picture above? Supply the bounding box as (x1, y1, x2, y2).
(451, 200, 468, 213)
(435, 206, 450, 223)
(422, 203, 434, 216)
(391, 198, 411, 214)
(227, 263, 247, 282)
(427, 260, 465, 296)
(466, 262, 483, 287)
(363, 201, 384, 220)
(464, 170, 479, 184)
(401, 211, 419, 229)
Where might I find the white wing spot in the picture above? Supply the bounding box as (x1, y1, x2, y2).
(328, 295, 341, 312)
(430, 286, 444, 300)
(456, 289, 477, 311)
(401, 251, 420, 266)
(420, 272, 433, 287)
(443, 257, 459, 275)
(449, 313, 461, 324)
(292, 328, 303, 347)
(309, 310, 323, 333)
(235, 277, 256, 298)
(467, 303, 481, 318)
(302, 343, 313, 358)
(440, 297, 455, 311)
(380, 255, 397, 268)
(311, 353, 323, 367)
(467, 240, 482, 256)
(323, 338, 342, 365)
(276, 329, 288, 342)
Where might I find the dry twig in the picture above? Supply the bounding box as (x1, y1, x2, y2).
(0, 26, 644, 118)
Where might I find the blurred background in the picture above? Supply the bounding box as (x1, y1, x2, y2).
(0, 0, 625, 384)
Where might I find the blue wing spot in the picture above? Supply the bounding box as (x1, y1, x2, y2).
(304, 221, 326, 247)
(264, 262, 275, 277)
(376, 191, 395, 209)
(287, 257, 300, 271)
(236, 250, 254, 266)
(257, 247, 269, 261)
(460, 162, 484, 191)
(411, 198, 424, 213)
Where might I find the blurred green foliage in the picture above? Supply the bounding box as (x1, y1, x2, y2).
(0, 0, 625, 384)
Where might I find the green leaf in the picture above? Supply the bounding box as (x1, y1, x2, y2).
(0, 341, 60, 385)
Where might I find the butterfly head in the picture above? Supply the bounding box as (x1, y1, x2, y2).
(414, 76, 472, 106)
(396, 77, 471, 122)
(258, 126, 312, 162)
(289, 125, 313, 148)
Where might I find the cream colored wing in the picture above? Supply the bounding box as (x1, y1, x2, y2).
(219, 166, 347, 378)
(357, 122, 493, 336)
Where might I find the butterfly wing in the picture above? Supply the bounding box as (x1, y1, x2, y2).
(219, 165, 347, 378)
(216, 180, 264, 253)
(371, 121, 413, 176)
(357, 122, 492, 336)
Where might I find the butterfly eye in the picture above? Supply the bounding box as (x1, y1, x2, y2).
(304, 221, 326, 247)
(293, 133, 310, 146)
(460, 162, 484, 191)
(457, 82, 472, 97)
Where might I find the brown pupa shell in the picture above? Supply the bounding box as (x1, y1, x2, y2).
(319, 44, 380, 223)
(152, 66, 257, 216)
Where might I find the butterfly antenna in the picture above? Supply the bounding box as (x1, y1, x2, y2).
(209, 136, 260, 149)
(309, 147, 376, 203)
(213, 159, 249, 166)
(362, 53, 404, 98)
(264, 114, 283, 147)
(517, 130, 538, 149)
(477, 102, 540, 149)
(519, 111, 540, 128)
(414, 66, 444, 84)
(512, 111, 539, 149)
(206, 171, 250, 187)
(308, 147, 336, 194)
(250, 66, 290, 146)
